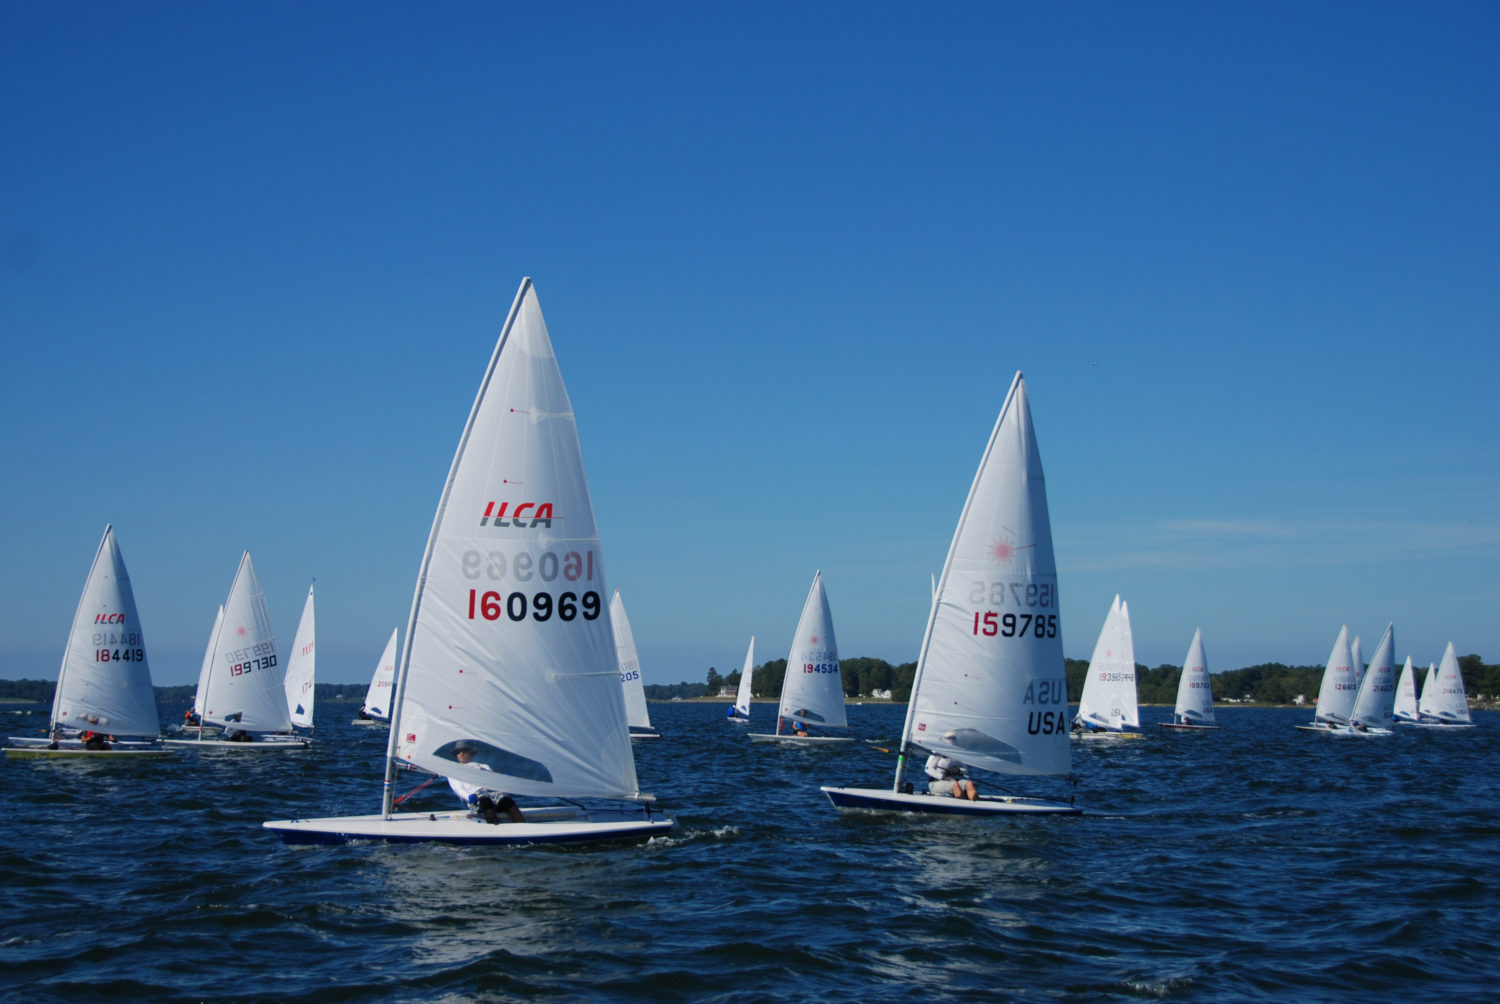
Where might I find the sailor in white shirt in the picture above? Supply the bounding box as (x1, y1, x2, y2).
(925, 754, 978, 801)
(448, 743, 524, 823)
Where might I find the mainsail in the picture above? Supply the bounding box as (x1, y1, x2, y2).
(899, 373, 1071, 778)
(610, 591, 654, 734)
(776, 572, 846, 731)
(387, 278, 639, 802)
(49, 526, 161, 739)
(201, 552, 291, 733)
(1076, 596, 1139, 730)
(1173, 628, 1215, 725)
(283, 584, 316, 730)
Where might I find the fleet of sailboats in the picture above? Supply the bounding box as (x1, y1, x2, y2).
(1073, 595, 1142, 738)
(166, 552, 308, 750)
(1416, 643, 1476, 729)
(749, 571, 851, 744)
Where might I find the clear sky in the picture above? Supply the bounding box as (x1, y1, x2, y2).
(3, 3, 1496, 686)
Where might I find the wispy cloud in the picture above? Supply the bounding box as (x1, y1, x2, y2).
(1060, 516, 1500, 572)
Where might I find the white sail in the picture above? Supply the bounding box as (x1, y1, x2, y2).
(1348, 623, 1396, 730)
(1420, 643, 1472, 724)
(201, 552, 291, 733)
(389, 278, 639, 801)
(732, 637, 755, 718)
(610, 591, 654, 733)
(901, 372, 1071, 777)
(1173, 628, 1214, 725)
(192, 605, 224, 720)
(1392, 657, 1419, 722)
(1312, 626, 1359, 725)
(1350, 635, 1365, 692)
(776, 571, 846, 731)
(1076, 596, 1139, 730)
(360, 628, 398, 719)
(49, 525, 161, 738)
(283, 583, 316, 730)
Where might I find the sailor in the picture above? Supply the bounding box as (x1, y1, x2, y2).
(449, 743, 523, 824)
(925, 754, 978, 801)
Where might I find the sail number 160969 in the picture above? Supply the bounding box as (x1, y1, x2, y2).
(973, 611, 1059, 638)
(467, 589, 601, 623)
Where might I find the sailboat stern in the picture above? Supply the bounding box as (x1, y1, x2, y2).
(820, 786, 1080, 816)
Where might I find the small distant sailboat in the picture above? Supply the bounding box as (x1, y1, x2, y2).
(1341, 623, 1396, 736)
(1159, 628, 1217, 730)
(5, 526, 171, 759)
(352, 628, 398, 725)
(283, 583, 316, 735)
(1072, 596, 1142, 739)
(610, 591, 660, 739)
(264, 278, 671, 845)
(727, 637, 755, 723)
(164, 552, 307, 750)
(1416, 643, 1475, 729)
(1392, 657, 1420, 724)
(749, 571, 851, 744)
(822, 373, 1078, 815)
(1295, 626, 1359, 733)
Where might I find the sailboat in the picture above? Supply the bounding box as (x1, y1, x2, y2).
(610, 591, 660, 739)
(5, 526, 171, 759)
(749, 571, 852, 744)
(727, 637, 755, 723)
(1392, 657, 1420, 724)
(283, 583, 316, 735)
(1072, 596, 1142, 739)
(164, 552, 307, 750)
(1295, 626, 1359, 733)
(1416, 643, 1475, 729)
(352, 628, 398, 725)
(1159, 628, 1217, 730)
(1340, 623, 1396, 736)
(264, 278, 671, 845)
(822, 373, 1079, 815)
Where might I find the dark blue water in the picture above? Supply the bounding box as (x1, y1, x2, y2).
(3, 701, 1496, 1003)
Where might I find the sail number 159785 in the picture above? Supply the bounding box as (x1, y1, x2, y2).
(973, 611, 1059, 638)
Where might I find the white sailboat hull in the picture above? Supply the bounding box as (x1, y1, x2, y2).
(163, 736, 310, 750)
(1413, 721, 1476, 730)
(747, 733, 853, 744)
(263, 806, 673, 846)
(820, 786, 1080, 816)
(4, 746, 173, 759)
(1157, 722, 1218, 731)
(1294, 722, 1345, 733)
(349, 718, 388, 727)
(1070, 730, 1143, 740)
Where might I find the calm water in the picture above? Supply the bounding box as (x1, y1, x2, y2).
(3, 701, 1497, 1003)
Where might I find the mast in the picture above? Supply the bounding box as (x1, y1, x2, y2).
(381, 278, 534, 818)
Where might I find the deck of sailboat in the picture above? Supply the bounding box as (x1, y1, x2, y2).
(1070, 730, 1143, 740)
(163, 736, 310, 750)
(4, 746, 173, 759)
(747, 733, 853, 744)
(1157, 722, 1218, 731)
(264, 807, 673, 846)
(821, 786, 1080, 816)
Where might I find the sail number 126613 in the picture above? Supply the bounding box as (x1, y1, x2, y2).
(467, 589, 601, 623)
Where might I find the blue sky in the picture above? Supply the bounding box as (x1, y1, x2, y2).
(4, 3, 1496, 686)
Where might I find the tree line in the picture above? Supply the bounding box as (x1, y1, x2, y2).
(644, 652, 1500, 705)
(5, 653, 1498, 706)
